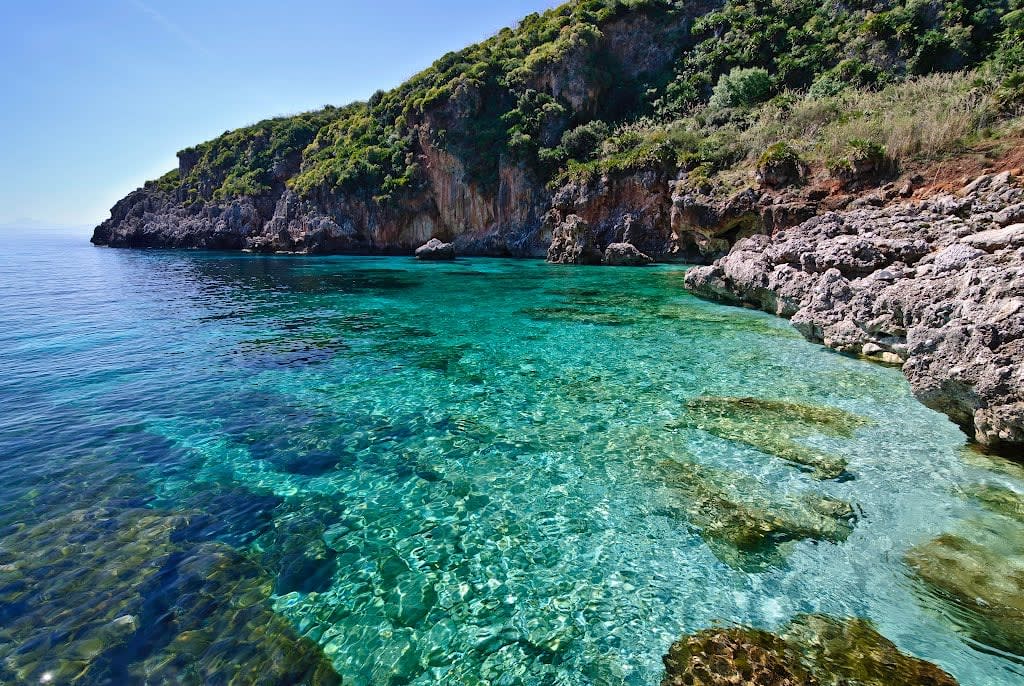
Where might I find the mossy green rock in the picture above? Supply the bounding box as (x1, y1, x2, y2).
(662, 614, 959, 686)
(906, 519, 1024, 658)
(962, 482, 1024, 522)
(661, 461, 856, 570)
(676, 397, 870, 479)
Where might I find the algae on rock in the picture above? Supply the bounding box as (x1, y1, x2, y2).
(673, 396, 871, 479)
(662, 614, 959, 686)
(0, 506, 340, 686)
(906, 517, 1024, 659)
(660, 460, 856, 571)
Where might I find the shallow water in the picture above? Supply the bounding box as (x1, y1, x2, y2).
(1, 236, 1022, 685)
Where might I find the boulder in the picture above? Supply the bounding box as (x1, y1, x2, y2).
(755, 143, 807, 189)
(961, 223, 1024, 252)
(546, 214, 603, 265)
(603, 242, 654, 266)
(415, 238, 456, 261)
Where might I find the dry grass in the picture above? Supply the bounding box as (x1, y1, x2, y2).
(740, 72, 1002, 168)
(570, 70, 1018, 187)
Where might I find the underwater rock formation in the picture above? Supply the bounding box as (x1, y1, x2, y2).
(905, 477, 1024, 659)
(0, 506, 340, 685)
(686, 173, 1024, 457)
(660, 460, 856, 570)
(662, 614, 959, 686)
(672, 396, 870, 479)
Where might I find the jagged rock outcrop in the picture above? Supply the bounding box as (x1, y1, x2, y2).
(603, 242, 653, 266)
(542, 171, 819, 264)
(546, 213, 603, 264)
(686, 172, 1024, 456)
(549, 171, 675, 259)
(415, 238, 456, 260)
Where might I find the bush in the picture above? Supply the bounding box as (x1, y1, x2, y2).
(758, 142, 802, 168)
(709, 68, 774, 109)
(828, 139, 893, 184)
(559, 120, 611, 161)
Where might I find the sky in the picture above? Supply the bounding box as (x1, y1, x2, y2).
(0, 0, 561, 232)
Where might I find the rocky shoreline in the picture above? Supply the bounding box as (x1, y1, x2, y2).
(685, 172, 1024, 457)
(93, 166, 1024, 457)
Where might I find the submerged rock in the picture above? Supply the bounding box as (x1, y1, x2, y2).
(662, 615, 959, 686)
(662, 625, 811, 685)
(520, 304, 637, 327)
(415, 237, 456, 260)
(660, 460, 855, 570)
(906, 511, 1024, 658)
(0, 506, 340, 685)
(674, 397, 869, 479)
(961, 482, 1024, 521)
(685, 174, 1024, 456)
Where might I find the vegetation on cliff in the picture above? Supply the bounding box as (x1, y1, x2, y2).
(140, 0, 1024, 208)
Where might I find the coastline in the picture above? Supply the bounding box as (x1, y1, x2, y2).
(685, 171, 1024, 458)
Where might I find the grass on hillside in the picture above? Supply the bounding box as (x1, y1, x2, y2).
(562, 69, 1024, 191)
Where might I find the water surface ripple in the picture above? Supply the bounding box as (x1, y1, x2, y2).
(0, 238, 1021, 685)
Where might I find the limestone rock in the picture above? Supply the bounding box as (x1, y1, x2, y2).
(961, 223, 1024, 251)
(415, 238, 456, 261)
(686, 173, 1024, 457)
(546, 214, 603, 265)
(755, 143, 807, 189)
(603, 242, 654, 266)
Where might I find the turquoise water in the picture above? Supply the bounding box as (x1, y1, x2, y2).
(1, 236, 1022, 685)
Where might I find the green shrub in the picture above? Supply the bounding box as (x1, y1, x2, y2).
(828, 139, 893, 180)
(559, 120, 611, 161)
(709, 68, 774, 109)
(146, 169, 180, 194)
(758, 142, 802, 168)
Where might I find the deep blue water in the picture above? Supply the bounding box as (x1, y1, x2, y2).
(1, 235, 1022, 685)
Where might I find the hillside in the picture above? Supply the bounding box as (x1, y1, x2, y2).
(93, 0, 1024, 259)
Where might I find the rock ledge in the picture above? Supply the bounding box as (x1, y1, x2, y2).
(685, 172, 1024, 457)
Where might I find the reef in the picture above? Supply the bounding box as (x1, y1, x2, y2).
(662, 614, 959, 686)
(660, 460, 856, 570)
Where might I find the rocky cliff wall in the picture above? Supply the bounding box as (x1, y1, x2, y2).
(92, 4, 714, 257)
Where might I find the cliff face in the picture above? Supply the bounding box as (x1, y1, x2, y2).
(93, 1, 715, 257)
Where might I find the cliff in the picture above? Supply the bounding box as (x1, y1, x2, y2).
(93, 1, 713, 256)
(93, 0, 1024, 261)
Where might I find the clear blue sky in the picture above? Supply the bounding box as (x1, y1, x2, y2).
(0, 0, 560, 231)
